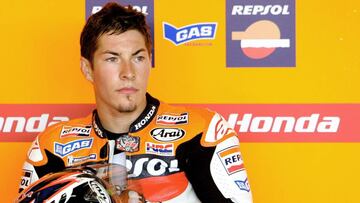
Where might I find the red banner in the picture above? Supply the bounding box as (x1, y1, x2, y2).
(0, 104, 359, 142)
(0, 104, 94, 142)
(193, 104, 358, 142)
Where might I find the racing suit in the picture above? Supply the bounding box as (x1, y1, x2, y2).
(19, 93, 253, 203)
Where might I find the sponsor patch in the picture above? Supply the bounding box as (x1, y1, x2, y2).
(68, 153, 97, 166)
(156, 113, 188, 125)
(20, 169, 33, 188)
(126, 154, 179, 178)
(205, 113, 235, 143)
(163, 22, 217, 46)
(234, 178, 251, 192)
(54, 138, 93, 157)
(150, 128, 185, 142)
(134, 105, 157, 131)
(217, 146, 244, 175)
(116, 135, 140, 152)
(226, 0, 296, 67)
(145, 142, 174, 156)
(60, 125, 92, 137)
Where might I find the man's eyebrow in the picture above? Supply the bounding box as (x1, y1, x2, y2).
(132, 48, 146, 56)
(100, 49, 146, 56)
(101, 50, 120, 56)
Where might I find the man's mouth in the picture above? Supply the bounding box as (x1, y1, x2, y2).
(116, 87, 138, 94)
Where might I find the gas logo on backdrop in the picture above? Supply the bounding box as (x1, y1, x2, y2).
(163, 22, 217, 46)
(226, 0, 296, 67)
(85, 0, 155, 66)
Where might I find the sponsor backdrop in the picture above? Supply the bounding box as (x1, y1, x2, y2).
(1, 0, 360, 202)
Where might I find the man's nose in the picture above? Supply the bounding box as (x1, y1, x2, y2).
(120, 61, 135, 80)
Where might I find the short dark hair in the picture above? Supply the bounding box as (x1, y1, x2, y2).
(80, 2, 152, 63)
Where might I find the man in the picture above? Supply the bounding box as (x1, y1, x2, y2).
(19, 3, 252, 203)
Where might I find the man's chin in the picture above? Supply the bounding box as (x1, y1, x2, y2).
(116, 102, 137, 113)
(113, 94, 136, 112)
(113, 92, 146, 113)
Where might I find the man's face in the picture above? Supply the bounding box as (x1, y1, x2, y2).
(83, 29, 151, 113)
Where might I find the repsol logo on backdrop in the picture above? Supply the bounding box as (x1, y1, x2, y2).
(231, 5, 290, 15)
(91, 5, 149, 15)
(150, 128, 185, 142)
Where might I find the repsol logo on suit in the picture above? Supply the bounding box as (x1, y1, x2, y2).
(150, 128, 185, 142)
(126, 155, 179, 178)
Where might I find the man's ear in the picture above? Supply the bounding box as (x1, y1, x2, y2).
(80, 57, 94, 83)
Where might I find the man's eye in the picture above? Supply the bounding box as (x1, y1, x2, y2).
(105, 57, 118, 62)
(134, 56, 145, 63)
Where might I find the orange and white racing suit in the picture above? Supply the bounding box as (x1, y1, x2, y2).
(19, 94, 253, 203)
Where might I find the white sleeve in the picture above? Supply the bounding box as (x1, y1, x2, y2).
(19, 161, 40, 192)
(210, 135, 253, 203)
(18, 137, 42, 192)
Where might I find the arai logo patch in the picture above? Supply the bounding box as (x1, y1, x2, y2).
(150, 128, 185, 142)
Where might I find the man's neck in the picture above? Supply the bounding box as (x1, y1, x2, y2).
(96, 100, 147, 134)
